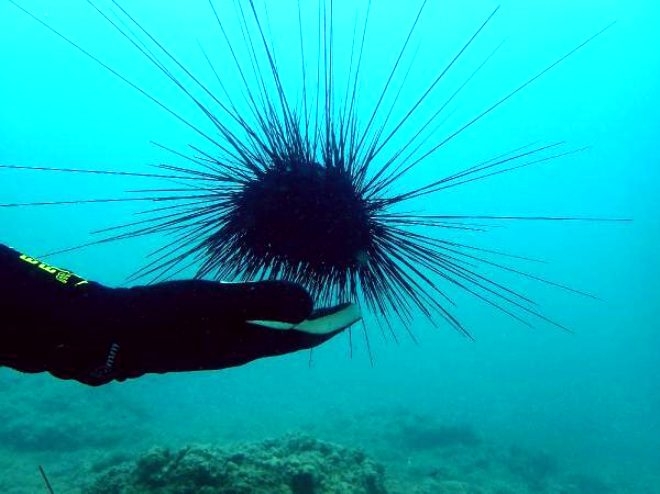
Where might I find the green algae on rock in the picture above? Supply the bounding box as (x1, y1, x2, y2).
(83, 434, 387, 494)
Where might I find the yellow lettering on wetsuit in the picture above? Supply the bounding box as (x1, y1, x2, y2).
(18, 253, 89, 286)
(18, 254, 38, 265)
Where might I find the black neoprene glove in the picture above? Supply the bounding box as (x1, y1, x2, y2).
(0, 244, 360, 386)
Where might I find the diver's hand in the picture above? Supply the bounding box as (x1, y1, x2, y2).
(0, 243, 360, 386)
(80, 279, 361, 385)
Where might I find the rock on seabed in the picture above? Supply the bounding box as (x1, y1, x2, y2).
(83, 434, 388, 494)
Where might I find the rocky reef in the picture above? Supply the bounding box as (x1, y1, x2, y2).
(83, 434, 387, 494)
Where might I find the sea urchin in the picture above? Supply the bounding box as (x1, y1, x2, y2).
(2, 0, 616, 337)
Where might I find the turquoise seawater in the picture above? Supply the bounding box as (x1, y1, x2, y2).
(0, 1, 658, 492)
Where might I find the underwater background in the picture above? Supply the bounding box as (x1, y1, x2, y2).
(0, 0, 659, 492)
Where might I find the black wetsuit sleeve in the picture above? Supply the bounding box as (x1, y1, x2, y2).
(0, 244, 118, 384)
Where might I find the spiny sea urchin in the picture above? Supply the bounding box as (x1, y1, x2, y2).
(1, 0, 616, 337)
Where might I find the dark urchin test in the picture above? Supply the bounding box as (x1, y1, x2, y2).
(3, 0, 615, 338)
(215, 159, 375, 299)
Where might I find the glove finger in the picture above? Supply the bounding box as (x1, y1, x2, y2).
(244, 320, 346, 358)
(249, 302, 361, 335)
(294, 303, 361, 334)
(217, 280, 313, 324)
